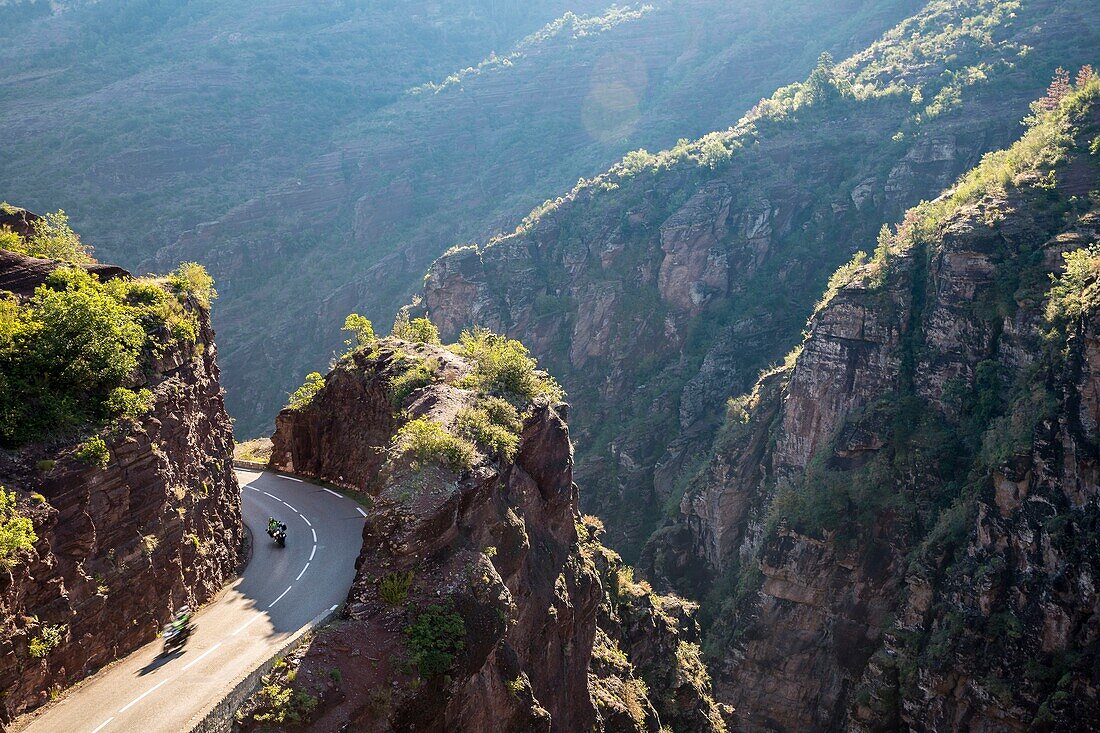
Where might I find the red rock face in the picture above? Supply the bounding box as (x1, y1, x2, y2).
(659, 104, 1100, 730)
(0, 248, 130, 298)
(260, 342, 727, 732)
(0, 251, 242, 723)
(269, 344, 602, 731)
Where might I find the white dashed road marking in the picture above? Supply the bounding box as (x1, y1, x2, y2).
(74, 473, 366, 733)
(119, 679, 169, 713)
(181, 642, 222, 672)
(232, 613, 263, 637)
(269, 585, 293, 608)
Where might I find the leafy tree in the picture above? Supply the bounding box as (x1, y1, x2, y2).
(30, 268, 146, 392)
(391, 310, 441, 344)
(168, 262, 217, 308)
(342, 313, 375, 350)
(0, 268, 148, 443)
(16, 210, 94, 263)
(0, 263, 214, 445)
(1036, 67, 1072, 112)
(1046, 244, 1100, 323)
(802, 52, 847, 106)
(286, 372, 325, 410)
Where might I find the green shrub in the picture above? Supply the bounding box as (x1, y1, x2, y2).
(168, 262, 217, 309)
(505, 675, 526, 698)
(0, 226, 24, 252)
(0, 489, 37, 567)
(392, 311, 441, 344)
(454, 406, 519, 462)
(142, 534, 159, 557)
(75, 436, 110, 468)
(105, 387, 155, 419)
(286, 372, 325, 410)
(453, 327, 563, 403)
(4, 210, 93, 263)
(342, 313, 375, 351)
(393, 417, 476, 472)
(1046, 244, 1100, 324)
(251, 682, 318, 724)
(404, 603, 466, 677)
(388, 357, 437, 406)
(28, 624, 65, 658)
(378, 570, 414, 605)
(0, 264, 196, 446)
(479, 396, 522, 432)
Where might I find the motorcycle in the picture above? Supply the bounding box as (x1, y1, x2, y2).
(266, 521, 287, 548)
(162, 606, 193, 655)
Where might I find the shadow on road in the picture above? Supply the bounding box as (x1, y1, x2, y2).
(137, 649, 183, 676)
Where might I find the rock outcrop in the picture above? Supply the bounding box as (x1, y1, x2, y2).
(653, 76, 1100, 730)
(249, 338, 725, 732)
(418, 0, 1100, 559)
(0, 245, 242, 723)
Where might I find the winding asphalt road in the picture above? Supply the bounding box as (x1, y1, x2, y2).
(14, 469, 365, 733)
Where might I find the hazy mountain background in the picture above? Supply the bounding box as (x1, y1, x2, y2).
(0, 0, 922, 434)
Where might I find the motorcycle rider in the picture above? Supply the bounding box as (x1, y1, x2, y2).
(267, 516, 284, 535)
(171, 606, 192, 634)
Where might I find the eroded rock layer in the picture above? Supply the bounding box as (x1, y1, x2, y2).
(0, 249, 242, 723)
(655, 77, 1100, 731)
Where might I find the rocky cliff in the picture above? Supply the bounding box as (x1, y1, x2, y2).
(653, 72, 1100, 730)
(419, 0, 1100, 561)
(244, 335, 725, 732)
(0, 237, 242, 723)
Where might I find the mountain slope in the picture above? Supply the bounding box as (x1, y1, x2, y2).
(419, 0, 1100, 559)
(0, 0, 924, 436)
(656, 69, 1100, 732)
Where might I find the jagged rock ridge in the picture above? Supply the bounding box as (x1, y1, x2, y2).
(246, 337, 726, 732)
(655, 72, 1100, 731)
